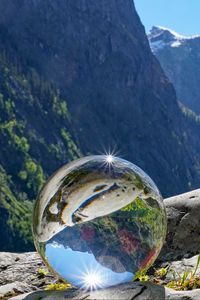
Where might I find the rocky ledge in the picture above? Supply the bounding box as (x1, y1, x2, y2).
(1, 189, 200, 300)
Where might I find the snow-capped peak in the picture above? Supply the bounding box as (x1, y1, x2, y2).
(149, 26, 186, 41)
(148, 26, 186, 52)
(148, 26, 200, 52)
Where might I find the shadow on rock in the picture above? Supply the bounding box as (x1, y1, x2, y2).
(13, 282, 166, 300)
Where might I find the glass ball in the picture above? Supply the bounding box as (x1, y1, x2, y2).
(32, 155, 167, 289)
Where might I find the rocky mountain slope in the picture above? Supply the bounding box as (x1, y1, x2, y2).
(0, 0, 200, 251)
(148, 26, 200, 114)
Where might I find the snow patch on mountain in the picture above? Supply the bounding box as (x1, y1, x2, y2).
(154, 26, 187, 40)
(171, 41, 182, 48)
(148, 26, 200, 52)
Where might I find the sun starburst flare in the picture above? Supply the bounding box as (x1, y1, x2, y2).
(79, 268, 105, 290)
(106, 154, 114, 164)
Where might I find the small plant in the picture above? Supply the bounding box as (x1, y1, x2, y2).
(37, 268, 48, 277)
(45, 282, 72, 291)
(154, 266, 169, 278)
(132, 255, 200, 291)
(133, 269, 150, 282)
(138, 274, 150, 282)
(166, 254, 200, 291)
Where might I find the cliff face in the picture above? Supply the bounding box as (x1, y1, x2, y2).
(0, 0, 200, 250)
(148, 26, 200, 114)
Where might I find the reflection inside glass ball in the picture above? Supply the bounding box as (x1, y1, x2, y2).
(33, 155, 167, 289)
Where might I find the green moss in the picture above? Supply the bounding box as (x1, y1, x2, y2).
(45, 283, 72, 291)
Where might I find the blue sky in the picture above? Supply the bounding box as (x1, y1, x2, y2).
(46, 243, 133, 288)
(134, 0, 200, 36)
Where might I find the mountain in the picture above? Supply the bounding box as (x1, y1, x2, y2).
(0, 0, 200, 250)
(148, 26, 200, 114)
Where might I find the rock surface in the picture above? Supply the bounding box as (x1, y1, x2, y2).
(0, 252, 54, 299)
(7, 283, 200, 300)
(10, 282, 166, 300)
(1, 189, 200, 299)
(159, 189, 200, 261)
(164, 254, 200, 283)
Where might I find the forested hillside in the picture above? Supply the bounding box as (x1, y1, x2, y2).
(0, 50, 81, 250)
